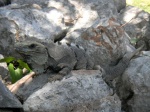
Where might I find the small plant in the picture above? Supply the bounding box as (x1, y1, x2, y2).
(0, 56, 32, 83)
(130, 38, 139, 45)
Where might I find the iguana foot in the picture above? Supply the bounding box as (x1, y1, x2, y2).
(48, 74, 63, 82)
(48, 73, 72, 82)
(57, 63, 68, 68)
(102, 74, 114, 88)
(59, 67, 71, 75)
(57, 63, 72, 75)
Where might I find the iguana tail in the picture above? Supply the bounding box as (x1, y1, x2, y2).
(123, 45, 144, 61)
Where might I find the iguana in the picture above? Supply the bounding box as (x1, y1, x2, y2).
(15, 40, 143, 82)
(15, 40, 95, 80)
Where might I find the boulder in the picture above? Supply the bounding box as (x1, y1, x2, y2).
(117, 52, 150, 112)
(120, 6, 150, 50)
(23, 70, 121, 112)
(64, 17, 134, 67)
(0, 54, 9, 80)
(14, 73, 50, 101)
(0, 80, 22, 109)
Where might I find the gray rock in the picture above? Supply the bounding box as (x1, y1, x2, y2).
(23, 70, 121, 112)
(0, 54, 9, 80)
(15, 73, 50, 102)
(0, 80, 22, 108)
(62, 1, 132, 68)
(0, 109, 13, 112)
(119, 6, 150, 49)
(0, 0, 11, 7)
(11, 0, 48, 6)
(113, 0, 126, 12)
(120, 6, 149, 37)
(117, 53, 150, 112)
(65, 18, 133, 67)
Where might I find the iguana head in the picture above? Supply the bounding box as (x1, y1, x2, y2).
(15, 41, 48, 65)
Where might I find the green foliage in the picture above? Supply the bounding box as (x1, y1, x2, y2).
(0, 57, 32, 83)
(0, 56, 15, 63)
(127, 0, 150, 13)
(130, 38, 139, 45)
(17, 59, 32, 71)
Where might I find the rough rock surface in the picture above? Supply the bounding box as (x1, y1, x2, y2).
(65, 17, 130, 67)
(0, 80, 22, 108)
(113, 0, 126, 12)
(120, 6, 150, 50)
(120, 6, 149, 38)
(117, 53, 150, 112)
(14, 73, 50, 102)
(23, 70, 121, 112)
(0, 0, 11, 7)
(0, 54, 8, 80)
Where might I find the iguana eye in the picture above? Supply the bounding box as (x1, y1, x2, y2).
(29, 44, 36, 49)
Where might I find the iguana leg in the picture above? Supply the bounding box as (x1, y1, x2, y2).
(49, 74, 64, 82)
(57, 63, 72, 75)
(59, 67, 71, 75)
(48, 69, 71, 82)
(48, 63, 72, 82)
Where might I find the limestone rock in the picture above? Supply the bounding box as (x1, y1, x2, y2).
(0, 80, 22, 108)
(120, 6, 149, 38)
(120, 6, 150, 50)
(65, 18, 133, 67)
(62, 1, 132, 68)
(14, 73, 50, 101)
(0, 54, 9, 80)
(23, 70, 121, 112)
(0, 0, 11, 7)
(117, 53, 150, 112)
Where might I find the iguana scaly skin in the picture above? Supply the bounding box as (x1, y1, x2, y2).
(15, 40, 95, 78)
(102, 45, 144, 85)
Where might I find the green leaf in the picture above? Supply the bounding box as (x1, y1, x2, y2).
(8, 63, 17, 84)
(130, 38, 138, 44)
(0, 57, 15, 63)
(1, 57, 32, 83)
(17, 59, 32, 71)
(8, 63, 23, 83)
(14, 68, 23, 81)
